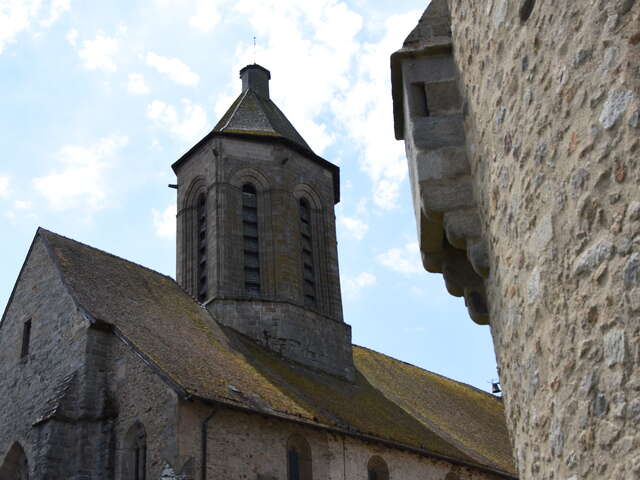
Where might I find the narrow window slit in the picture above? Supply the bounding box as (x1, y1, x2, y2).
(21, 319, 31, 359)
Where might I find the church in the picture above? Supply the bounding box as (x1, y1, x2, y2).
(0, 63, 516, 480)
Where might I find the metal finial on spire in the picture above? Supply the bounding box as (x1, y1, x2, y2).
(253, 36, 256, 64)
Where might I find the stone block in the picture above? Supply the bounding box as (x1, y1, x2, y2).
(420, 177, 476, 213)
(442, 250, 484, 294)
(467, 240, 490, 278)
(422, 251, 445, 273)
(418, 213, 444, 254)
(464, 289, 490, 325)
(425, 80, 462, 116)
(411, 115, 466, 151)
(443, 209, 482, 249)
(402, 55, 457, 87)
(573, 240, 614, 276)
(413, 147, 470, 183)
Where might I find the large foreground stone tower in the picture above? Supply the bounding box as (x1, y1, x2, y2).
(393, 1, 640, 478)
(172, 64, 354, 379)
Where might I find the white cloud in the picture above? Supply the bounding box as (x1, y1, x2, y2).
(0, 2, 37, 54)
(339, 216, 368, 241)
(330, 11, 421, 209)
(355, 198, 368, 217)
(0, 175, 9, 197)
(152, 203, 176, 239)
(146, 52, 200, 87)
(147, 98, 208, 142)
(78, 32, 119, 72)
(377, 241, 423, 274)
(66, 28, 78, 46)
(217, 0, 363, 155)
(14, 200, 32, 209)
(343, 272, 377, 300)
(40, 0, 71, 27)
(213, 2, 416, 210)
(0, 0, 72, 54)
(189, 0, 222, 32)
(33, 135, 129, 211)
(127, 73, 150, 95)
(4, 199, 35, 221)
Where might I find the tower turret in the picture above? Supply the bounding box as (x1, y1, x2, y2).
(172, 65, 353, 380)
(240, 64, 270, 98)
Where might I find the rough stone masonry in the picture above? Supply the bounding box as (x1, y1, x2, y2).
(393, 0, 640, 478)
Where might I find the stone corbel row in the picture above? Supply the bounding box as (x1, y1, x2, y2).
(412, 111, 490, 325)
(391, 0, 490, 325)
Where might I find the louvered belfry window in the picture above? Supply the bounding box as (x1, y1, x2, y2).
(242, 184, 261, 295)
(299, 198, 316, 307)
(196, 193, 208, 303)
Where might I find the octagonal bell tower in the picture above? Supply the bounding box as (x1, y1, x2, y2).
(172, 64, 354, 380)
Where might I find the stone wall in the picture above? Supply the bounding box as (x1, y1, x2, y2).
(178, 401, 507, 480)
(174, 135, 353, 380)
(0, 235, 190, 480)
(0, 237, 95, 478)
(107, 333, 185, 479)
(395, 0, 640, 478)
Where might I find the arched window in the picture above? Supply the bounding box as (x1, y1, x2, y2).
(123, 423, 147, 480)
(299, 198, 316, 307)
(0, 442, 29, 480)
(287, 434, 312, 480)
(367, 456, 389, 480)
(242, 184, 261, 295)
(196, 193, 208, 303)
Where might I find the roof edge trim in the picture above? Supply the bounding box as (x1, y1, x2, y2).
(171, 131, 341, 204)
(0, 229, 45, 332)
(218, 89, 250, 132)
(111, 326, 193, 400)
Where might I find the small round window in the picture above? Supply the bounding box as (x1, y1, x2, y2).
(520, 0, 536, 22)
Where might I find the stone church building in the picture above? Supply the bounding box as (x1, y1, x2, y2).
(0, 65, 516, 479)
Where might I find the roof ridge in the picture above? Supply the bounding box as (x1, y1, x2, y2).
(218, 88, 251, 132)
(37, 227, 179, 285)
(352, 344, 501, 402)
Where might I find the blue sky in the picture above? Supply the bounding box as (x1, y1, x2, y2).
(0, 0, 498, 391)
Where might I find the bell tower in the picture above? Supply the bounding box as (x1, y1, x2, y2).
(172, 64, 354, 380)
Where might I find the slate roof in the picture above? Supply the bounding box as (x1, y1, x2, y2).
(38, 228, 516, 478)
(170, 86, 341, 203)
(213, 88, 312, 153)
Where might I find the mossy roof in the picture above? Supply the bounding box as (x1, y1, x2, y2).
(38, 228, 516, 478)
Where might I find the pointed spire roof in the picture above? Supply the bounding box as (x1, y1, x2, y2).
(212, 86, 312, 152)
(172, 64, 341, 203)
